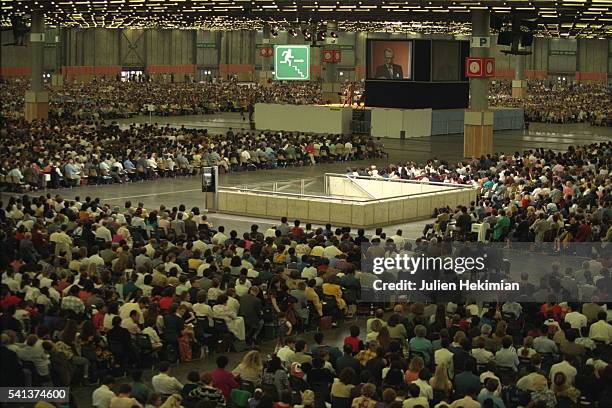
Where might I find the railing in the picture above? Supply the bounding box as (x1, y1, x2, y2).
(325, 172, 475, 190)
(230, 176, 320, 196)
(220, 173, 476, 204)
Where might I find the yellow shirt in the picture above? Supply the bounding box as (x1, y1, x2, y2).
(310, 246, 325, 257)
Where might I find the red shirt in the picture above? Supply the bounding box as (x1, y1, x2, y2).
(57, 280, 70, 292)
(78, 290, 92, 301)
(344, 335, 361, 353)
(211, 368, 239, 400)
(159, 296, 174, 311)
(0, 295, 21, 311)
(92, 312, 105, 332)
(540, 303, 562, 319)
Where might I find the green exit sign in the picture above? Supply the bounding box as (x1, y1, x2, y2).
(274, 45, 310, 81)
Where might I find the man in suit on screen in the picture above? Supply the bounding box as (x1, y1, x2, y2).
(374, 48, 404, 79)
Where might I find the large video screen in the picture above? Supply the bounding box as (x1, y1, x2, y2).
(367, 40, 412, 80)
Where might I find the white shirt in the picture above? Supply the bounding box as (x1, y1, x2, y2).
(277, 345, 295, 364)
(142, 326, 162, 347)
(3, 276, 20, 292)
(564, 311, 588, 330)
(92, 384, 116, 408)
(413, 378, 433, 400)
(471, 347, 494, 365)
(589, 319, 612, 344)
(151, 372, 183, 395)
(301, 266, 318, 280)
(95, 225, 113, 242)
(193, 303, 214, 326)
(88, 254, 106, 267)
(550, 360, 577, 384)
(235, 280, 252, 297)
(211, 232, 228, 245)
(103, 313, 118, 331)
(323, 245, 342, 259)
(390, 234, 404, 247)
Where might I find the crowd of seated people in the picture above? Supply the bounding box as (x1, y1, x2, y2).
(0, 118, 384, 192)
(0, 79, 386, 193)
(86, 304, 612, 408)
(348, 141, 611, 245)
(0, 194, 372, 388)
(1, 79, 324, 121)
(489, 80, 611, 126)
(0, 173, 611, 408)
(2, 78, 610, 126)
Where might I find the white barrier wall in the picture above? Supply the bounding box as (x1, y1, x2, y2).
(216, 187, 477, 228)
(254, 103, 353, 134)
(370, 107, 433, 139)
(328, 175, 464, 199)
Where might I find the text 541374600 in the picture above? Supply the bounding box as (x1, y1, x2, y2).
(0, 387, 69, 403)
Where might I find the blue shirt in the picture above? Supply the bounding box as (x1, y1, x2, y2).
(124, 159, 135, 170)
(478, 390, 506, 408)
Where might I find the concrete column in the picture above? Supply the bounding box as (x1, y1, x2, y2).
(469, 10, 489, 111)
(25, 11, 49, 121)
(512, 54, 527, 98)
(464, 9, 493, 158)
(322, 21, 340, 103)
(261, 25, 272, 84)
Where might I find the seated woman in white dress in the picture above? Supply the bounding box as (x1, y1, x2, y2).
(212, 294, 246, 341)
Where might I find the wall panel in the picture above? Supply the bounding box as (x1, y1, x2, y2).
(2, 29, 609, 80)
(578, 39, 608, 73)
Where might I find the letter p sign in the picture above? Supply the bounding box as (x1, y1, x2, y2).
(471, 36, 490, 48)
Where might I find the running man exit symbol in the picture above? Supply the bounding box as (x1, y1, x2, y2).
(274, 45, 310, 81)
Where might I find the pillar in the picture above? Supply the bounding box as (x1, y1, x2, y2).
(322, 21, 341, 104)
(512, 54, 527, 99)
(25, 11, 49, 121)
(464, 10, 493, 158)
(261, 25, 272, 84)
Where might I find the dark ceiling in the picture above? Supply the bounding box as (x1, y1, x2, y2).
(1, 0, 610, 37)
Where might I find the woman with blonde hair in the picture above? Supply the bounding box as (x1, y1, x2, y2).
(429, 363, 452, 403)
(112, 251, 132, 279)
(451, 331, 466, 349)
(492, 321, 507, 347)
(294, 389, 316, 408)
(85, 261, 99, 278)
(366, 319, 382, 343)
(517, 336, 536, 359)
(233, 350, 263, 386)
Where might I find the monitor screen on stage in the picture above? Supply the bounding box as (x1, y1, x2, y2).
(367, 40, 412, 80)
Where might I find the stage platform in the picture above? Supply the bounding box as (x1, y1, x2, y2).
(254, 103, 524, 138)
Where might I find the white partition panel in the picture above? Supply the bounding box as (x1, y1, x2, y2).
(370, 108, 389, 138)
(370, 107, 433, 138)
(402, 109, 433, 138)
(254, 103, 352, 134)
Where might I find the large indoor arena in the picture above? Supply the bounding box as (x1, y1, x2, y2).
(1, 1, 611, 408)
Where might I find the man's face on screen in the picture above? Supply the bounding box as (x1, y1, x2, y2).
(384, 49, 394, 64)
